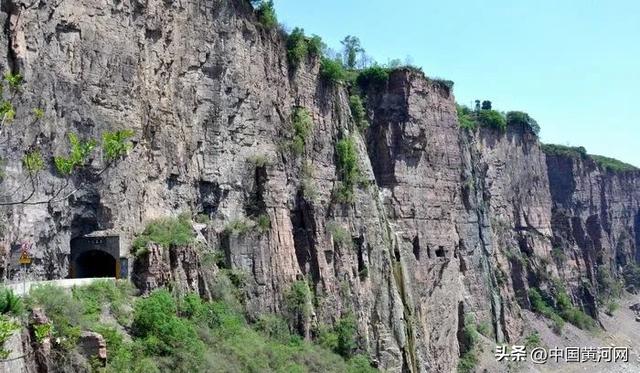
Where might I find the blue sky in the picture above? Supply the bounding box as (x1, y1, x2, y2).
(273, 0, 639, 166)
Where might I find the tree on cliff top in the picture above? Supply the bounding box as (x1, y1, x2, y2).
(341, 35, 364, 69)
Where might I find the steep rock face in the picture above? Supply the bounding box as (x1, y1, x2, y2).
(0, 1, 639, 372)
(546, 153, 640, 315)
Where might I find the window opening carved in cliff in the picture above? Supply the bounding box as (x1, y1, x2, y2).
(70, 236, 120, 279)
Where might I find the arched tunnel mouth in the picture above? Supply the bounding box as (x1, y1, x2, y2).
(74, 250, 117, 278)
(70, 236, 120, 279)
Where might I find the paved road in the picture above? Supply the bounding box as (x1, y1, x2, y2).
(5, 277, 116, 296)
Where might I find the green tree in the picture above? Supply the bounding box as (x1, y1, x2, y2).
(481, 100, 492, 110)
(341, 35, 363, 69)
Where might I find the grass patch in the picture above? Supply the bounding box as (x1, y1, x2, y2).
(335, 137, 360, 204)
(132, 214, 195, 256)
(326, 221, 353, 248)
(591, 155, 637, 173)
(290, 107, 314, 156)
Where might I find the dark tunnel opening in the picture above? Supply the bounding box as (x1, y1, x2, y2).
(74, 250, 116, 278)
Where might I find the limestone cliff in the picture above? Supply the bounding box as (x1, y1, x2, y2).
(0, 1, 638, 372)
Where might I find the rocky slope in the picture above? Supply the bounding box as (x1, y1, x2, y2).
(0, 1, 638, 372)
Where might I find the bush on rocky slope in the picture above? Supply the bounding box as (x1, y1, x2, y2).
(132, 214, 196, 256)
(21, 279, 377, 373)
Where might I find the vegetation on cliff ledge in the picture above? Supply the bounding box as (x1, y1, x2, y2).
(542, 144, 638, 172)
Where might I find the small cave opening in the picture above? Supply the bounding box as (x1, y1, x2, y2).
(412, 235, 421, 260)
(435, 246, 446, 258)
(70, 236, 120, 279)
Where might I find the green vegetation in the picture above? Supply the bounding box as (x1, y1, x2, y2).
(506, 111, 540, 135)
(524, 332, 541, 348)
(326, 221, 353, 248)
(54, 133, 97, 176)
(252, 0, 277, 29)
(316, 314, 358, 358)
(541, 144, 637, 173)
(33, 107, 45, 120)
(457, 315, 479, 373)
(0, 288, 23, 316)
(255, 213, 271, 233)
(335, 137, 360, 203)
(132, 214, 195, 256)
(623, 263, 640, 291)
(541, 144, 588, 159)
(528, 283, 596, 333)
(224, 218, 253, 236)
(529, 287, 565, 334)
(478, 109, 507, 131)
(247, 154, 271, 168)
(341, 36, 363, 69)
(102, 129, 134, 162)
(476, 321, 493, 338)
(0, 101, 15, 123)
(356, 66, 389, 92)
(349, 95, 368, 131)
(0, 315, 18, 359)
(290, 107, 314, 155)
(287, 28, 324, 69)
(22, 278, 375, 372)
(285, 280, 312, 334)
(456, 104, 477, 130)
(301, 161, 318, 201)
(22, 150, 45, 175)
(551, 247, 567, 266)
(3, 72, 23, 89)
(591, 154, 638, 172)
(320, 57, 347, 83)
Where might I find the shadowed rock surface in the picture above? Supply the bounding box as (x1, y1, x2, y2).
(0, 1, 639, 372)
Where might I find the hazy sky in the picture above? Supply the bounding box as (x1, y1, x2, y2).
(274, 0, 639, 166)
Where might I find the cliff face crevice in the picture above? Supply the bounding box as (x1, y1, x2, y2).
(0, 1, 639, 372)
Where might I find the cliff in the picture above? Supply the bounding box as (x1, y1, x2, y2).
(0, 1, 639, 372)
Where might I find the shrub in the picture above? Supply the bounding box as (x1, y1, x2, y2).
(605, 300, 619, 316)
(290, 107, 314, 155)
(132, 289, 205, 370)
(456, 104, 477, 130)
(0, 101, 15, 123)
(26, 285, 83, 349)
(524, 332, 541, 348)
(287, 28, 308, 69)
(285, 281, 312, 321)
(551, 247, 566, 265)
(623, 263, 640, 289)
(476, 321, 492, 338)
(347, 354, 377, 373)
(22, 150, 45, 175)
(335, 314, 357, 358)
(254, 0, 277, 29)
(307, 35, 324, 57)
(320, 58, 347, 83)
(457, 351, 478, 373)
(591, 155, 638, 173)
(301, 161, 318, 201)
(326, 221, 353, 248)
(3, 72, 23, 89)
(349, 95, 368, 131)
(72, 280, 133, 325)
(506, 111, 540, 135)
(256, 213, 270, 233)
(541, 144, 588, 159)
(0, 315, 18, 359)
(132, 214, 195, 255)
(356, 66, 389, 92)
(33, 323, 52, 343)
(54, 133, 97, 176)
(0, 288, 23, 316)
(102, 129, 134, 162)
(224, 218, 253, 236)
(478, 109, 506, 131)
(247, 154, 271, 168)
(33, 107, 45, 119)
(335, 137, 360, 202)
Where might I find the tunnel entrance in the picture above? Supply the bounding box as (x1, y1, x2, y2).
(70, 235, 120, 279)
(75, 250, 116, 278)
